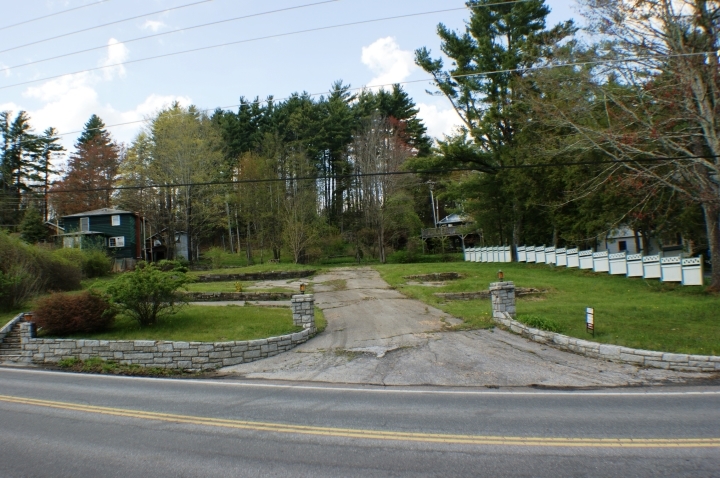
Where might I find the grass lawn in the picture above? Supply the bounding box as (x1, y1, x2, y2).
(48, 305, 301, 342)
(376, 262, 720, 356)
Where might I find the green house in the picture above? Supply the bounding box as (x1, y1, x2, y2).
(60, 209, 142, 265)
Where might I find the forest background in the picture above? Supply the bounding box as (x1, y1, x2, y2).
(1, 0, 718, 289)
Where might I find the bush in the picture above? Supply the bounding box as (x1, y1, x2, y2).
(33, 291, 116, 335)
(40, 256, 83, 292)
(53, 248, 112, 278)
(0, 232, 45, 310)
(106, 261, 192, 326)
(203, 247, 233, 269)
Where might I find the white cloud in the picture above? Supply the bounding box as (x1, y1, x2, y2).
(361, 37, 417, 88)
(100, 38, 129, 80)
(142, 20, 166, 32)
(9, 35, 189, 152)
(0, 63, 10, 78)
(416, 103, 464, 141)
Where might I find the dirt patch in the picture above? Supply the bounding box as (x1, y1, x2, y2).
(434, 287, 546, 301)
(404, 272, 463, 281)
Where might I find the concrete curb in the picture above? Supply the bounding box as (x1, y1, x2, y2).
(493, 312, 720, 373)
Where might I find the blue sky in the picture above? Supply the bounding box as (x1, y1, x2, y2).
(0, 0, 579, 151)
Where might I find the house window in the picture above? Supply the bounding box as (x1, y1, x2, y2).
(80, 217, 90, 232)
(63, 236, 79, 248)
(108, 236, 125, 248)
(111, 215, 121, 226)
(618, 241, 627, 251)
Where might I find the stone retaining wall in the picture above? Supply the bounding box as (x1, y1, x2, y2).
(184, 291, 292, 301)
(488, 282, 719, 373)
(435, 287, 544, 301)
(6, 294, 317, 371)
(196, 270, 315, 283)
(493, 313, 720, 373)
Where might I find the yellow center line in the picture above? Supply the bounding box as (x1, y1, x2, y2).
(1, 394, 718, 448)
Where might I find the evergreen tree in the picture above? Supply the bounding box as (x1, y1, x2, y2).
(0, 111, 44, 227)
(415, 0, 575, 246)
(19, 206, 47, 243)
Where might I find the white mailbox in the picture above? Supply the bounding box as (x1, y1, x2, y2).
(608, 252, 627, 275)
(660, 256, 682, 282)
(555, 248, 567, 267)
(579, 249, 594, 270)
(566, 248, 579, 268)
(503, 246, 512, 262)
(681, 257, 704, 286)
(626, 254, 644, 277)
(545, 247, 555, 265)
(642, 255, 661, 279)
(517, 246, 527, 262)
(526, 247, 536, 263)
(592, 251, 609, 273)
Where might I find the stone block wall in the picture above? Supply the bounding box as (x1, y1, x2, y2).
(184, 291, 292, 301)
(291, 294, 316, 333)
(8, 296, 317, 371)
(493, 312, 720, 373)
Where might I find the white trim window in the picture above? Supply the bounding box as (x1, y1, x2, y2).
(108, 236, 125, 248)
(80, 217, 90, 232)
(111, 215, 121, 226)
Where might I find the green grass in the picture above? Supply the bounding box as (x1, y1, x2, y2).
(48, 305, 301, 342)
(315, 306, 327, 334)
(375, 262, 720, 355)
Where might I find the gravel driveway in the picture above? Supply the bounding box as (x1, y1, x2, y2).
(222, 267, 706, 387)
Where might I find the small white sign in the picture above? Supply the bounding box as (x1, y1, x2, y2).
(586, 307, 594, 332)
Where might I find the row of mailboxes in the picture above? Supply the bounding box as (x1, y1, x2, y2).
(463, 247, 513, 263)
(512, 246, 704, 286)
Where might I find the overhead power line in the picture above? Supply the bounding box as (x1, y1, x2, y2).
(0, 2, 526, 91)
(6, 47, 716, 147)
(0, 0, 111, 32)
(36, 155, 718, 194)
(0, 0, 213, 54)
(5, 0, 341, 73)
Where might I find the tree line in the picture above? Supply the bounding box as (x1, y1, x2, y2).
(1, 0, 718, 288)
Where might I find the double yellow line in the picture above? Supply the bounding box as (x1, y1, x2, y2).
(1, 394, 718, 448)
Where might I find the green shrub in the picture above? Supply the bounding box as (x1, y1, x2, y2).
(41, 256, 83, 292)
(34, 291, 116, 335)
(0, 232, 45, 310)
(106, 261, 192, 326)
(53, 248, 112, 278)
(204, 247, 230, 269)
(518, 315, 564, 333)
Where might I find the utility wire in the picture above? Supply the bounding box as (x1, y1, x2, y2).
(5, 47, 716, 147)
(0, 0, 111, 32)
(0, 0, 213, 54)
(4, 0, 341, 72)
(35, 155, 718, 194)
(0, 3, 523, 91)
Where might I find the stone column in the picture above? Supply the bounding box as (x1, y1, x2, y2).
(291, 294, 316, 334)
(489, 281, 516, 319)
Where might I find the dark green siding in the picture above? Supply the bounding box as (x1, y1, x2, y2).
(63, 213, 138, 259)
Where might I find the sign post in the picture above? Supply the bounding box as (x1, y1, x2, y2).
(586, 307, 594, 337)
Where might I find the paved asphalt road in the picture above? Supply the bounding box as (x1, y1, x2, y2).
(1, 368, 718, 477)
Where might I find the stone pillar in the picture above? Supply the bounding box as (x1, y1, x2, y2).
(291, 294, 316, 334)
(489, 281, 516, 319)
